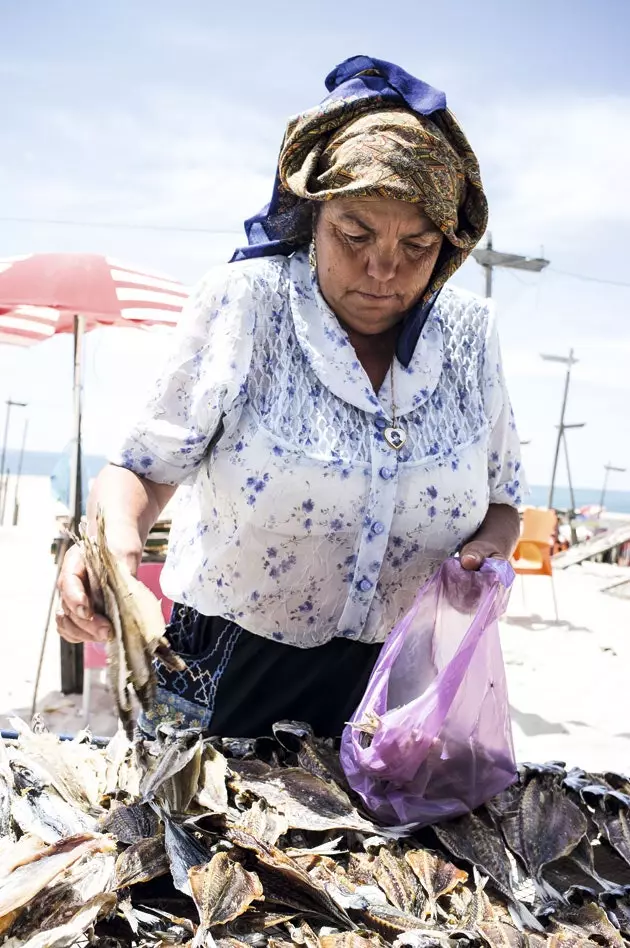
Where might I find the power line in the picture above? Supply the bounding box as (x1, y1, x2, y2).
(547, 267, 630, 289)
(3, 214, 630, 289)
(0, 216, 243, 236)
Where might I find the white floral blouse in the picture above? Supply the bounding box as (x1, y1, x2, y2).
(112, 250, 525, 647)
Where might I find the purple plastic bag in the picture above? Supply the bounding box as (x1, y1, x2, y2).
(340, 556, 517, 827)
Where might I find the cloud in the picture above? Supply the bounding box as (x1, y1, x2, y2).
(470, 94, 630, 248)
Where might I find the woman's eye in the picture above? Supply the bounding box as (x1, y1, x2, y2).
(344, 233, 369, 244)
(405, 243, 427, 255)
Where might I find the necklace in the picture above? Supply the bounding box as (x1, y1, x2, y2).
(383, 364, 407, 451)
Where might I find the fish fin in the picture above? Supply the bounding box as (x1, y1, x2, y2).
(507, 901, 545, 932)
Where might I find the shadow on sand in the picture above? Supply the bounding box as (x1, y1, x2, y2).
(503, 613, 591, 634)
(509, 704, 570, 737)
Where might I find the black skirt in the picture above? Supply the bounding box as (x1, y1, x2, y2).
(139, 605, 382, 739)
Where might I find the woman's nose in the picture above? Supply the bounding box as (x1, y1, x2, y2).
(365, 248, 397, 282)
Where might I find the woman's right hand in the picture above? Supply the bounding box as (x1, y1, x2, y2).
(55, 545, 112, 644)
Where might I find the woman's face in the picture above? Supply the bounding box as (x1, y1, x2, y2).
(314, 196, 443, 336)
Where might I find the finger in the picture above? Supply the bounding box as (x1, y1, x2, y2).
(460, 550, 484, 570)
(56, 611, 91, 644)
(58, 553, 93, 620)
(58, 603, 111, 642)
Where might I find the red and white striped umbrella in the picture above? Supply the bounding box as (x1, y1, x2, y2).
(0, 251, 190, 534)
(0, 253, 188, 346)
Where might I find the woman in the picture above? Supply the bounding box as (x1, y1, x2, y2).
(57, 56, 524, 738)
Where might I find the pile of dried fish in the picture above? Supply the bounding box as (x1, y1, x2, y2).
(2, 718, 630, 948)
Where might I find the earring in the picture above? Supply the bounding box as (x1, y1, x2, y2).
(308, 240, 317, 272)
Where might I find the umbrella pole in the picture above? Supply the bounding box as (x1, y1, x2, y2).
(59, 314, 85, 695)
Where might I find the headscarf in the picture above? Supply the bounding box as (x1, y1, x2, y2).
(231, 56, 488, 364)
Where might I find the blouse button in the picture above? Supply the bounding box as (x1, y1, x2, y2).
(374, 417, 387, 430)
(372, 521, 385, 535)
(358, 578, 373, 592)
(379, 466, 394, 480)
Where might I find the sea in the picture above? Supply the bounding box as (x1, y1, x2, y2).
(2, 450, 630, 516)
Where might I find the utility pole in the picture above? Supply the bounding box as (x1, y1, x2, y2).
(0, 398, 28, 525)
(472, 232, 549, 297)
(599, 462, 626, 515)
(541, 351, 585, 526)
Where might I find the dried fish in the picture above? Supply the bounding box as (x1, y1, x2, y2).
(433, 813, 542, 931)
(8, 850, 116, 940)
(229, 763, 375, 833)
(373, 849, 424, 916)
(114, 834, 170, 887)
(160, 808, 212, 897)
(10, 777, 97, 844)
(321, 934, 389, 948)
(0, 835, 48, 880)
(355, 902, 442, 940)
(139, 727, 203, 813)
(404, 849, 468, 920)
(189, 851, 264, 946)
(272, 723, 347, 787)
(551, 901, 625, 948)
(8, 718, 104, 812)
(226, 826, 352, 926)
(3, 719, 630, 948)
(0, 741, 14, 841)
(2, 892, 116, 948)
(600, 888, 630, 936)
(593, 804, 630, 869)
(100, 801, 158, 844)
(433, 813, 516, 904)
(235, 800, 289, 846)
(196, 743, 230, 814)
(78, 510, 186, 737)
(500, 776, 587, 901)
(0, 833, 116, 921)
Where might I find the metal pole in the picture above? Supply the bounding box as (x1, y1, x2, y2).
(69, 313, 85, 534)
(562, 430, 576, 514)
(547, 349, 574, 509)
(60, 314, 85, 695)
(562, 430, 579, 544)
(0, 402, 12, 525)
(12, 417, 28, 526)
(599, 464, 610, 515)
(484, 233, 493, 298)
(0, 399, 27, 525)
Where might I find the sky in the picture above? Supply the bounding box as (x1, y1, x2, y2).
(1, 0, 629, 491)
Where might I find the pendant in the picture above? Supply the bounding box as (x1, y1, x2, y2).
(384, 426, 407, 451)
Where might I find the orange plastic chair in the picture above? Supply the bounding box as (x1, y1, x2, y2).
(510, 507, 559, 621)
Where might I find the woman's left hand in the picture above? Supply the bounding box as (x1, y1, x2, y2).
(458, 503, 521, 571)
(459, 540, 506, 571)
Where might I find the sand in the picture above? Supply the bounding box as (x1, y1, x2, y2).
(1, 475, 629, 772)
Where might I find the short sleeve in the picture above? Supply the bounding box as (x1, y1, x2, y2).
(481, 304, 527, 507)
(109, 263, 256, 486)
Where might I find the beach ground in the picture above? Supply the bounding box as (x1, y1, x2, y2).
(1, 475, 629, 772)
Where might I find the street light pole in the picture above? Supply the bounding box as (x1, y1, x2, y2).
(12, 417, 29, 526)
(599, 463, 626, 514)
(0, 398, 28, 525)
(472, 233, 549, 297)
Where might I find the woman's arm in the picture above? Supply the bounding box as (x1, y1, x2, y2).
(459, 502, 520, 570)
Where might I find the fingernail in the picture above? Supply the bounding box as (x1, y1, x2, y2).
(95, 624, 110, 642)
(77, 605, 90, 620)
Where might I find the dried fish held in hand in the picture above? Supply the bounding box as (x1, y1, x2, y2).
(77, 509, 186, 736)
